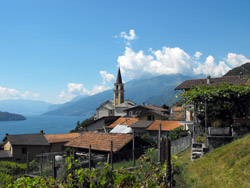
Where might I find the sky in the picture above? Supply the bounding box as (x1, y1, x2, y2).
(0, 0, 250, 104)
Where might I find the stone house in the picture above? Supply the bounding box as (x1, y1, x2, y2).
(125, 104, 169, 120)
(0, 132, 50, 162)
(129, 120, 154, 136)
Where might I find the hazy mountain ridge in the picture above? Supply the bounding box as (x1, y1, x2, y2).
(0, 99, 52, 114)
(44, 74, 204, 116)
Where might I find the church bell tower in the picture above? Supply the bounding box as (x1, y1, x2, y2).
(114, 68, 124, 106)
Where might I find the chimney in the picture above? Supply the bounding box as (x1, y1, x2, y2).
(40, 130, 44, 134)
(238, 72, 243, 78)
(207, 75, 211, 84)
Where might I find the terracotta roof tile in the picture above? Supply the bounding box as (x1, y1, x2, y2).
(175, 75, 250, 90)
(45, 133, 81, 143)
(106, 117, 139, 128)
(65, 132, 133, 152)
(147, 120, 182, 131)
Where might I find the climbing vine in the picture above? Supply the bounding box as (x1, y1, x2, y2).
(181, 83, 250, 127)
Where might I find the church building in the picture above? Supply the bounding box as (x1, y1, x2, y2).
(95, 68, 136, 120)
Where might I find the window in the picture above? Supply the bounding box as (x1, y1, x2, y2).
(22, 147, 27, 154)
(147, 115, 155, 121)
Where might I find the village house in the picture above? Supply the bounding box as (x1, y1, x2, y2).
(44, 133, 81, 152)
(64, 132, 133, 156)
(146, 120, 183, 136)
(175, 75, 250, 125)
(125, 104, 169, 121)
(82, 116, 119, 133)
(0, 131, 50, 162)
(129, 120, 154, 136)
(105, 117, 139, 132)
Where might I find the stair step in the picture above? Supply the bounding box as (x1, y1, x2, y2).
(192, 143, 202, 148)
(192, 148, 203, 152)
(192, 152, 203, 156)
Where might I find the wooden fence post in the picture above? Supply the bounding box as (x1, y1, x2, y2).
(26, 152, 30, 174)
(132, 131, 135, 167)
(89, 145, 91, 170)
(52, 154, 57, 179)
(158, 123, 162, 162)
(110, 140, 113, 170)
(40, 154, 43, 177)
(166, 139, 172, 188)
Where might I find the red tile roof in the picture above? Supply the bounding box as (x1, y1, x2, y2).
(175, 75, 250, 90)
(147, 120, 182, 131)
(106, 117, 139, 128)
(65, 132, 133, 152)
(45, 133, 81, 143)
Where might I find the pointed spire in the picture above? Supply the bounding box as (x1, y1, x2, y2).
(116, 68, 123, 84)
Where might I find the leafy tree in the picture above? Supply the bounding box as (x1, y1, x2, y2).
(70, 116, 95, 132)
(181, 83, 250, 127)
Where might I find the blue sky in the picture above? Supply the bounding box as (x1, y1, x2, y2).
(0, 0, 250, 103)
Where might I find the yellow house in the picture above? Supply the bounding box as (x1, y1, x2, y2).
(0, 132, 50, 163)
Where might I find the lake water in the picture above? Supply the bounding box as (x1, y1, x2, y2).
(0, 115, 86, 140)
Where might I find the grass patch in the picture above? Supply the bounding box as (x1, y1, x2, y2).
(174, 134, 250, 188)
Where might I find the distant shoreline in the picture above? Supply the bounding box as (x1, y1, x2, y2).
(0, 111, 26, 121)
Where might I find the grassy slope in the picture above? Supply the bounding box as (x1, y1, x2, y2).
(174, 134, 250, 188)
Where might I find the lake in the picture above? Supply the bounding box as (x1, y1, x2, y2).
(0, 115, 86, 140)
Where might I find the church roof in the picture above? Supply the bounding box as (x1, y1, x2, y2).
(116, 68, 123, 84)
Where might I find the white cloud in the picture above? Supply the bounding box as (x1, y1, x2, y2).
(224, 53, 250, 67)
(0, 87, 40, 100)
(58, 82, 111, 103)
(100, 71, 115, 84)
(194, 51, 202, 59)
(117, 46, 249, 78)
(58, 83, 90, 102)
(89, 85, 111, 96)
(194, 56, 231, 77)
(118, 46, 193, 78)
(120, 29, 137, 40)
(119, 29, 137, 47)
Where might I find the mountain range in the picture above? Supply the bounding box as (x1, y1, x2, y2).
(0, 99, 51, 115)
(44, 74, 204, 116)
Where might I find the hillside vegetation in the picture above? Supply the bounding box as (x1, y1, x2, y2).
(224, 62, 250, 76)
(175, 134, 250, 188)
(0, 111, 26, 121)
